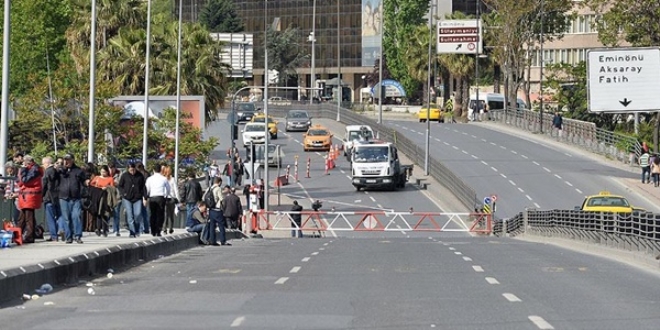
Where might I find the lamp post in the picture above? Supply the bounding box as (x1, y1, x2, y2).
(142, 0, 153, 164)
(377, 1, 384, 124)
(174, 0, 183, 183)
(538, 0, 545, 134)
(264, 0, 270, 212)
(309, 0, 316, 104)
(474, 0, 480, 123)
(0, 0, 10, 175)
(424, 0, 433, 176)
(88, 0, 97, 163)
(336, 0, 341, 122)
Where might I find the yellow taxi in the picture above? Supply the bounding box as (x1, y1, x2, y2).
(576, 191, 645, 213)
(303, 125, 333, 152)
(250, 113, 278, 139)
(418, 107, 442, 122)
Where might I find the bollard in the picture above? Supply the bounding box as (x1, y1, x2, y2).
(286, 165, 290, 179)
(306, 157, 311, 178)
(294, 155, 299, 181)
(325, 156, 330, 175)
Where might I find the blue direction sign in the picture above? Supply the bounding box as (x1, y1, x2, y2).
(226, 111, 238, 125)
(483, 196, 492, 205)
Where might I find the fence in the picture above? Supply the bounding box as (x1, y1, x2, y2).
(264, 104, 478, 211)
(489, 109, 640, 165)
(494, 209, 660, 256)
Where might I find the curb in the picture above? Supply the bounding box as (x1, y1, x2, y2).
(0, 233, 199, 306)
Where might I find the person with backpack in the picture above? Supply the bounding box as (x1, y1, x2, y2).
(204, 177, 229, 246)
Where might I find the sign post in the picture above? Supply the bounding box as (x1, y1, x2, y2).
(587, 47, 660, 112)
(437, 19, 483, 54)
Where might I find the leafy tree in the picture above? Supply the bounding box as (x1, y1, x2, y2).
(402, 24, 435, 105)
(365, 58, 391, 87)
(199, 0, 244, 33)
(383, 0, 430, 98)
(265, 25, 307, 87)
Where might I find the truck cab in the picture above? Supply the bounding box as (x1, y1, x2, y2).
(351, 140, 410, 191)
(343, 125, 374, 160)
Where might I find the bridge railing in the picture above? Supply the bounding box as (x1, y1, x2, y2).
(489, 108, 640, 165)
(494, 209, 660, 256)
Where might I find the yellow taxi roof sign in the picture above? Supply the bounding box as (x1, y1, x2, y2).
(598, 191, 611, 196)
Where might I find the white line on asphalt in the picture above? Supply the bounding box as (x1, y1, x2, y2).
(564, 152, 572, 157)
(19, 267, 26, 273)
(500, 173, 507, 178)
(418, 131, 423, 135)
(443, 141, 450, 146)
(319, 248, 325, 251)
(518, 187, 525, 193)
(275, 277, 289, 284)
(315, 152, 322, 156)
(463, 256, 472, 261)
(354, 199, 362, 203)
(323, 242, 329, 246)
(435, 138, 441, 142)
(410, 129, 416, 133)
(526, 195, 533, 201)
(311, 252, 319, 255)
(500, 145, 506, 150)
(554, 174, 562, 179)
(290, 267, 301, 273)
(462, 132, 468, 135)
(462, 150, 469, 154)
(503, 293, 521, 302)
(576, 188, 583, 194)
(485, 277, 500, 285)
(448, 247, 456, 251)
(472, 265, 484, 272)
(377, 204, 383, 208)
(529, 316, 554, 329)
(565, 181, 573, 187)
(0, 271, 6, 277)
(521, 155, 528, 159)
(481, 160, 489, 166)
(490, 142, 497, 146)
(370, 196, 376, 202)
(452, 145, 459, 150)
(491, 166, 498, 172)
(339, 169, 345, 174)
(543, 167, 551, 172)
(454, 251, 463, 255)
(37, 263, 44, 269)
(230, 316, 246, 327)
(471, 134, 477, 138)
(402, 127, 409, 130)
(511, 150, 518, 154)
(481, 138, 487, 142)
(471, 154, 478, 159)
(345, 175, 351, 180)
(54, 260, 61, 265)
(532, 161, 540, 165)
(453, 129, 459, 133)
(364, 191, 369, 195)
(534, 202, 541, 208)
(293, 139, 300, 143)
(302, 257, 310, 262)
(509, 180, 516, 186)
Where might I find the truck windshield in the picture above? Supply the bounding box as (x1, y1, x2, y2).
(353, 146, 389, 163)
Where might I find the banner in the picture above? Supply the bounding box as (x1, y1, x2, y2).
(361, 0, 382, 67)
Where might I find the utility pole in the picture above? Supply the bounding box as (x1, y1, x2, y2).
(539, 0, 545, 134)
(0, 0, 10, 175)
(88, 0, 97, 163)
(377, 2, 384, 124)
(474, 0, 480, 122)
(425, 1, 433, 176)
(309, 0, 316, 104)
(336, 0, 341, 122)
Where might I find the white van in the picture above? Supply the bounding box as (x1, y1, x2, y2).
(468, 93, 526, 121)
(343, 125, 374, 158)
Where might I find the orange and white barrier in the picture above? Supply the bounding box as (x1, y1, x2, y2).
(306, 157, 311, 178)
(294, 156, 299, 182)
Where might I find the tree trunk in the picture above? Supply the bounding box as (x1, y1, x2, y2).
(461, 78, 470, 122)
(454, 79, 463, 119)
(493, 64, 501, 93)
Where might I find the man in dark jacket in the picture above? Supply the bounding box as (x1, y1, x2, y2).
(117, 162, 146, 237)
(42, 156, 61, 241)
(181, 171, 203, 227)
(221, 185, 242, 230)
(57, 154, 87, 244)
(290, 200, 303, 238)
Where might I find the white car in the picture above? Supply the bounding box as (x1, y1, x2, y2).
(242, 123, 267, 147)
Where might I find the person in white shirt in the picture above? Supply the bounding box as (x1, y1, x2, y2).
(144, 163, 171, 237)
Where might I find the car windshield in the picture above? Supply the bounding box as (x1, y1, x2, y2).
(349, 130, 373, 141)
(237, 103, 255, 112)
(353, 146, 389, 163)
(253, 117, 274, 124)
(288, 111, 309, 119)
(307, 129, 328, 136)
(586, 197, 630, 207)
(245, 124, 265, 132)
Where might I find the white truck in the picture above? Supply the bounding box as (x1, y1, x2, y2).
(350, 140, 413, 191)
(342, 125, 374, 161)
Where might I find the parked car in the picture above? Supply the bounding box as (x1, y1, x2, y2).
(235, 102, 259, 123)
(285, 110, 312, 132)
(242, 122, 267, 147)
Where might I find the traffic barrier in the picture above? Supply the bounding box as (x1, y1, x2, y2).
(285, 165, 291, 180)
(306, 157, 311, 178)
(274, 174, 288, 187)
(294, 156, 299, 182)
(324, 156, 330, 175)
(252, 210, 492, 233)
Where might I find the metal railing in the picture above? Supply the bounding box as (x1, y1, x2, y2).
(494, 209, 660, 256)
(489, 109, 640, 165)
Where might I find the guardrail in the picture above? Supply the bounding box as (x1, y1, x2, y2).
(494, 209, 660, 256)
(264, 104, 478, 211)
(489, 109, 640, 165)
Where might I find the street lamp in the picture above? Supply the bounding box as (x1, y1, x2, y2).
(88, 0, 98, 163)
(174, 0, 183, 183)
(142, 0, 153, 164)
(474, 0, 480, 123)
(336, 0, 341, 122)
(377, 1, 384, 124)
(424, 0, 434, 176)
(0, 0, 10, 175)
(309, 0, 317, 104)
(538, 0, 545, 134)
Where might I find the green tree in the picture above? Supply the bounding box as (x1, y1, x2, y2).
(383, 0, 430, 98)
(402, 24, 435, 105)
(266, 25, 307, 87)
(199, 0, 244, 33)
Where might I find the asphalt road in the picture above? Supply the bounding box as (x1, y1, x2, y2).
(384, 120, 655, 218)
(3, 236, 660, 329)
(207, 116, 468, 239)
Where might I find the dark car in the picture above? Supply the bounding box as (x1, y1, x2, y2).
(235, 102, 259, 123)
(285, 110, 312, 132)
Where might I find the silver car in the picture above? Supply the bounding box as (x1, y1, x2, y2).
(284, 110, 312, 132)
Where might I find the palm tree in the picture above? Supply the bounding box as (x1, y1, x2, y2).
(97, 28, 148, 94)
(266, 26, 308, 88)
(403, 25, 435, 105)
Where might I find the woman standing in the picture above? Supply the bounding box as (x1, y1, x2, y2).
(161, 165, 180, 234)
(90, 165, 115, 236)
(2, 162, 20, 223)
(17, 156, 43, 243)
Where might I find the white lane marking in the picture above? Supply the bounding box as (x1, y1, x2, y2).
(532, 161, 540, 166)
(443, 141, 450, 146)
(500, 173, 507, 178)
(576, 188, 583, 194)
(481, 138, 487, 142)
(345, 175, 351, 180)
(534, 202, 541, 208)
(453, 129, 459, 133)
(521, 155, 528, 159)
(418, 131, 423, 135)
(491, 167, 498, 172)
(402, 126, 409, 130)
(315, 152, 321, 156)
(481, 160, 489, 166)
(471, 154, 478, 159)
(319, 247, 325, 251)
(293, 139, 300, 143)
(554, 174, 562, 179)
(290, 267, 301, 273)
(323, 242, 329, 246)
(275, 277, 289, 284)
(364, 191, 369, 195)
(452, 145, 459, 150)
(490, 142, 497, 146)
(354, 199, 362, 203)
(462, 132, 468, 135)
(564, 152, 572, 157)
(542, 167, 551, 173)
(500, 145, 507, 150)
(377, 204, 383, 208)
(509, 180, 517, 186)
(472, 265, 484, 272)
(410, 129, 417, 133)
(230, 316, 246, 327)
(471, 134, 477, 138)
(526, 195, 533, 201)
(302, 257, 310, 262)
(448, 247, 456, 251)
(435, 138, 441, 142)
(463, 256, 472, 261)
(529, 316, 555, 329)
(369, 196, 376, 202)
(503, 293, 522, 302)
(511, 150, 518, 154)
(311, 252, 319, 255)
(462, 150, 468, 154)
(454, 251, 463, 255)
(565, 181, 573, 187)
(485, 277, 500, 285)
(339, 169, 345, 174)
(518, 187, 525, 193)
